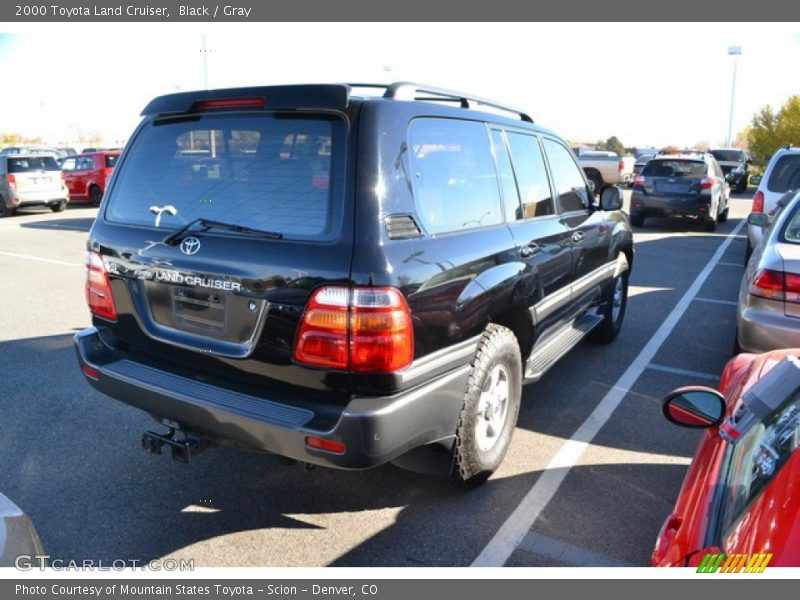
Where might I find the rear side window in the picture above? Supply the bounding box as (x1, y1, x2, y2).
(8, 157, 60, 172)
(505, 132, 554, 218)
(642, 160, 706, 178)
(767, 154, 800, 194)
(60, 158, 76, 171)
(408, 118, 502, 234)
(106, 113, 345, 240)
(105, 155, 118, 168)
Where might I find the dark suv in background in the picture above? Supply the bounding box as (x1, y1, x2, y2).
(710, 148, 750, 193)
(74, 83, 634, 486)
(631, 152, 730, 231)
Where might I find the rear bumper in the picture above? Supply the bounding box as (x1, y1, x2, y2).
(630, 192, 712, 219)
(737, 302, 800, 353)
(74, 327, 468, 470)
(10, 188, 69, 207)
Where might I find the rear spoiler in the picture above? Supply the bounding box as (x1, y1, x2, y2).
(141, 84, 351, 116)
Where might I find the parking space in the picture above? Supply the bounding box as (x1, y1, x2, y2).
(0, 192, 756, 567)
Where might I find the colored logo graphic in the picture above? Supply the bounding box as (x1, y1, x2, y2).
(696, 552, 772, 573)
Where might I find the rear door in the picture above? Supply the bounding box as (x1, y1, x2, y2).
(640, 158, 707, 198)
(491, 128, 573, 335)
(7, 156, 62, 195)
(93, 109, 354, 403)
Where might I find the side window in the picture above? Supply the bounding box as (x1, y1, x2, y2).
(720, 392, 800, 537)
(489, 130, 522, 221)
(506, 132, 555, 219)
(543, 138, 589, 213)
(60, 158, 76, 171)
(408, 119, 503, 235)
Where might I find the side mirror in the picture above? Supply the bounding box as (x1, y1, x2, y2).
(662, 386, 726, 429)
(599, 185, 623, 211)
(748, 213, 769, 228)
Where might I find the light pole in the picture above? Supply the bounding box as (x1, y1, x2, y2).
(726, 46, 742, 148)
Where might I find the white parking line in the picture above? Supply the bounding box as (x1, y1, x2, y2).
(646, 363, 720, 382)
(0, 250, 82, 268)
(471, 220, 745, 567)
(717, 261, 744, 268)
(693, 297, 738, 307)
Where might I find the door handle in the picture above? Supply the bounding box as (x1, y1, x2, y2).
(519, 243, 540, 258)
(572, 231, 585, 243)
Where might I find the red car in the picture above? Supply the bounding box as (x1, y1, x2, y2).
(653, 349, 800, 567)
(61, 151, 120, 206)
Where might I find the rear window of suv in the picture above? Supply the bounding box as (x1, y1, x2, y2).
(7, 157, 60, 172)
(711, 150, 746, 162)
(767, 154, 800, 194)
(642, 159, 706, 178)
(105, 113, 345, 240)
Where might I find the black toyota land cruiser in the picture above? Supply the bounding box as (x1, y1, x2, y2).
(75, 82, 633, 486)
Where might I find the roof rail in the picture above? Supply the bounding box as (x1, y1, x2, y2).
(349, 82, 533, 123)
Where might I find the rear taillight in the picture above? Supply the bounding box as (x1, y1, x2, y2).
(752, 190, 765, 214)
(294, 286, 414, 373)
(85, 251, 117, 321)
(699, 177, 715, 190)
(749, 269, 800, 303)
(618, 159, 624, 173)
(6, 174, 16, 189)
(634, 175, 645, 188)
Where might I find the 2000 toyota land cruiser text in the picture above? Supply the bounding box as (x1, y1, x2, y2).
(74, 83, 633, 486)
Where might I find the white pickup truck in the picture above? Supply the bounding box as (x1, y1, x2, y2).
(576, 150, 635, 192)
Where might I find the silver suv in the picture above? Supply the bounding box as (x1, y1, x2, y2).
(0, 154, 69, 217)
(747, 146, 800, 261)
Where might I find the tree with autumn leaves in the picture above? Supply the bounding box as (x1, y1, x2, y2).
(744, 95, 800, 165)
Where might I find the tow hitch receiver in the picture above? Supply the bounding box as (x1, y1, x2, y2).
(142, 429, 212, 463)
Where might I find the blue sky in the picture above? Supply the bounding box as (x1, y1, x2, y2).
(1, 23, 799, 149)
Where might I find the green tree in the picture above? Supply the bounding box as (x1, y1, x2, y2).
(605, 136, 625, 156)
(747, 96, 800, 165)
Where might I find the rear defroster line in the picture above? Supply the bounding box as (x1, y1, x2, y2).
(472, 220, 745, 567)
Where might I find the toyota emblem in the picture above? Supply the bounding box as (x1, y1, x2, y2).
(180, 236, 201, 256)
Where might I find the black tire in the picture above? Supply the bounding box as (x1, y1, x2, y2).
(50, 201, 66, 213)
(587, 171, 603, 197)
(732, 329, 743, 356)
(0, 198, 14, 218)
(451, 324, 522, 487)
(744, 238, 753, 265)
(704, 216, 717, 232)
(630, 213, 644, 228)
(89, 185, 103, 207)
(718, 200, 729, 224)
(737, 180, 748, 194)
(589, 259, 629, 344)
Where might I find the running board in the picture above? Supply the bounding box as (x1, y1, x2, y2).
(524, 313, 603, 382)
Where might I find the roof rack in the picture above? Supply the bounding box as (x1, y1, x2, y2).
(348, 82, 533, 123)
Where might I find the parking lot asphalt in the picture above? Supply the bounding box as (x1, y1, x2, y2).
(0, 190, 754, 567)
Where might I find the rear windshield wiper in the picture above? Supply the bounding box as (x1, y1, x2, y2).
(163, 218, 283, 245)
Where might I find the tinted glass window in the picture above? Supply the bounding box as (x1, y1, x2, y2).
(780, 199, 800, 244)
(106, 113, 344, 240)
(105, 155, 118, 168)
(77, 157, 94, 170)
(7, 157, 60, 172)
(642, 159, 706, 178)
(505, 132, 554, 219)
(767, 154, 800, 194)
(489, 130, 522, 221)
(543, 139, 588, 213)
(711, 150, 746, 162)
(720, 391, 800, 535)
(408, 118, 502, 234)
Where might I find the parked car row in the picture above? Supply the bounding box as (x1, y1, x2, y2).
(0, 149, 119, 216)
(654, 148, 800, 567)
